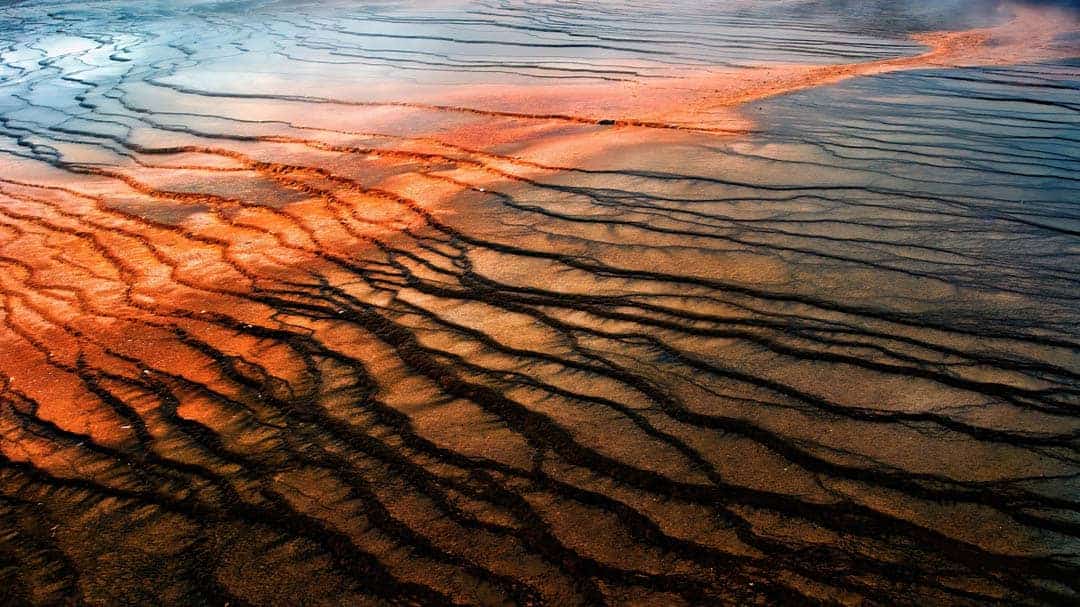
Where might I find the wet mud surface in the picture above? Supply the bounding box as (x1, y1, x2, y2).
(1, 1, 1079, 605)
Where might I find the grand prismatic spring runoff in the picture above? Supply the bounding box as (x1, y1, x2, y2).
(1, 1, 1080, 605)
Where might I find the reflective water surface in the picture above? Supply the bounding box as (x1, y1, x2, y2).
(1, 1, 1079, 605)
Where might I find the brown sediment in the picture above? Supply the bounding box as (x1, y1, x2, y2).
(1, 1, 1079, 605)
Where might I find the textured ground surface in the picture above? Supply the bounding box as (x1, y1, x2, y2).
(1, 1, 1079, 605)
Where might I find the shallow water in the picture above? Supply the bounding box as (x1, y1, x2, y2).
(1, 1, 1078, 605)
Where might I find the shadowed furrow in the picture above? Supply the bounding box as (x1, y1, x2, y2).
(0, 0, 1078, 605)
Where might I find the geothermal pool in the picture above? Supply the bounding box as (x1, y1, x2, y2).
(1, 1, 1078, 604)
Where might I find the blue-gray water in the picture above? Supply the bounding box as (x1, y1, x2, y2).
(0, 1, 1077, 605)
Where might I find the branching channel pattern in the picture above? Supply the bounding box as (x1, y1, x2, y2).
(0, 1, 1078, 605)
